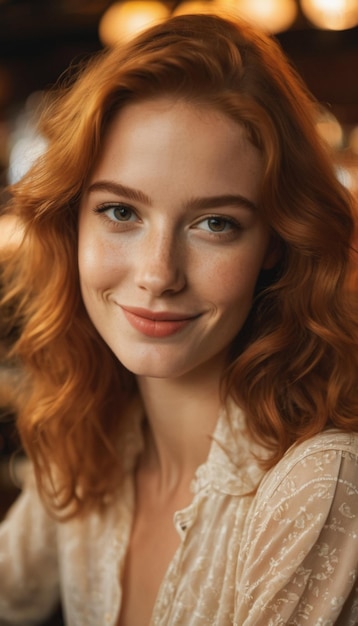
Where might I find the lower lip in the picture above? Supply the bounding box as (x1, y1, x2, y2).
(121, 308, 195, 338)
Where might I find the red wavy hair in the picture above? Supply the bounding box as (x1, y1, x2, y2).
(1, 13, 357, 516)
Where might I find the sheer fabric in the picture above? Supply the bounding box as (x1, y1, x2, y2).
(0, 402, 357, 625)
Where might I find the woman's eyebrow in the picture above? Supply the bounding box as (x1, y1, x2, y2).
(86, 180, 257, 212)
(86, 180, 152, 205)
(185, 194, 257, 212)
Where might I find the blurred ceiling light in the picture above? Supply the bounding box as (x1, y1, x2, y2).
(219, 0, 297, 32)
(173, 1, 222, 15)
(300, 0, 358, 30)
(99, 1, 170, 46)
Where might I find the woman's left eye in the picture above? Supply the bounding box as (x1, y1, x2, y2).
(95, 203, 136, 222)
(195, 216, 239, 234)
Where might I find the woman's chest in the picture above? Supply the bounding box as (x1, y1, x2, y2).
(115, 491, 252, 626)
(117, 505, 183, 626)
(58, 487, 253, 625)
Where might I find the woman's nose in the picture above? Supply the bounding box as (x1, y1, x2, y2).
(134, 229, 186, 297)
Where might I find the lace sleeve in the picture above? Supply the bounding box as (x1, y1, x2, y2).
(234, 437, 358, 626)
(0, 467, 60, 625)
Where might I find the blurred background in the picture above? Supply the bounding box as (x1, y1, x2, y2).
(0, 0, 358, 483)
(0, 0, 357, 192)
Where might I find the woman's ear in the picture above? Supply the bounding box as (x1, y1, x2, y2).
(262, 235, 282, 270)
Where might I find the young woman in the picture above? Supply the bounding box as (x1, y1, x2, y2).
(0, 13, 357, 626)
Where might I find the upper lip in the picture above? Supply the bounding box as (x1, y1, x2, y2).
(120, 305, 199, 321)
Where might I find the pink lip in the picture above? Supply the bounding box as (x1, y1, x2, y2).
(120, 306, 199, 338)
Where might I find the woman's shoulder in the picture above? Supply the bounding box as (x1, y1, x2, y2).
(284, 428, 358, 463)
(237, 430, 358, 625)
(256, 429, 358, 505)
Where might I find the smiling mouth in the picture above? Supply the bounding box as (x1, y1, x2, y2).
(120, 306, 200, 338)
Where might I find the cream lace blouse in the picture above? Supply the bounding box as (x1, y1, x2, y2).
(0, 402, 357, 626)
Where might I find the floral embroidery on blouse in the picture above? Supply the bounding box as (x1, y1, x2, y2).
(0, 400, 357, 625)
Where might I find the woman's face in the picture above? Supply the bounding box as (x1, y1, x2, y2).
(78, 98, 276, 381)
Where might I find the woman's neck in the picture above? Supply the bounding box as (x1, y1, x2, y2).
(136, 366, 223, 494)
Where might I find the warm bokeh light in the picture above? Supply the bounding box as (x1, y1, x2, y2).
(99, 1, 170, 46)
(98, 0, 358, 41)
(173, 1, 223, 16)
(219, 0, 298, 32)
(300, 0, 358, 30)
(174, 0, 298, 31)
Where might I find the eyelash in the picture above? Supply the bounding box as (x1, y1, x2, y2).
(194, 215, 241, 237)
(94, 203, 136, 223)
(93, 203, 242, 238)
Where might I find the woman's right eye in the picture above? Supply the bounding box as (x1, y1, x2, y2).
(95, 203, 136, 223)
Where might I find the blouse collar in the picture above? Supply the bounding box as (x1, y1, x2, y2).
(191, 398, 268, 497)
(121, 395, 268, 498)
